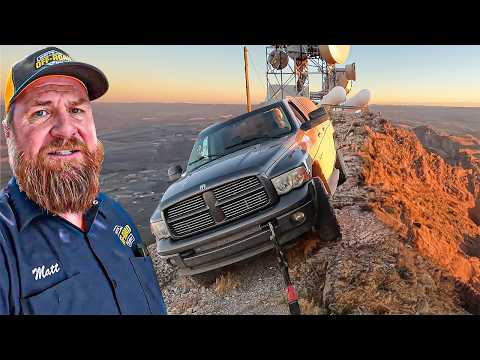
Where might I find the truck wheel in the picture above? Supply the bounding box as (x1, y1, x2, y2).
(313, 180, 342, 242)
(315, 216, 342, 242)
(335, 150, 348, 186)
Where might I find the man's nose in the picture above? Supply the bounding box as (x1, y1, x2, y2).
(49, 110, 78, 139)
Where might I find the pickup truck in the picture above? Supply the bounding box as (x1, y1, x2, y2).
(150, 97, 347, 275)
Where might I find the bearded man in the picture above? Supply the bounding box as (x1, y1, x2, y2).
(0, 47, 167, 314)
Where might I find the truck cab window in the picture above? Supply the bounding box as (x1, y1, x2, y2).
(288, 102, 308, 124)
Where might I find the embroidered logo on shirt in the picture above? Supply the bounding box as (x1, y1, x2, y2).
(113, 224, 136, 247)
(32, 263, 60, 281)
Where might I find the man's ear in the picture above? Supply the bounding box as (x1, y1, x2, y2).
(2, 120, 11, 139)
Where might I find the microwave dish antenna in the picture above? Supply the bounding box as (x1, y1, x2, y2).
(268, 49, 289, 70)
(319, 45, 351, 64)
(265, 45, 356, 104)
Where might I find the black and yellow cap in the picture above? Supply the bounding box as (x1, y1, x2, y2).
(4, 46, 109, 113)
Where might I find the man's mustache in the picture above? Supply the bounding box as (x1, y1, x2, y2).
(38, 138, 90, 158)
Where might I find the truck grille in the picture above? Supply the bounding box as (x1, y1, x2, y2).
(164, 176, 271, 237)
(165, 194, 205, 220)
(168, 211, 215, 236)
(212, 176, 261, 202)
(220, 188, 269, 220)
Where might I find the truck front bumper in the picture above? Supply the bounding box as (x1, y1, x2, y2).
(156, 178, 324, 275)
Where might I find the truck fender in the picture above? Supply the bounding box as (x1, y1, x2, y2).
(311, 160, 331, 196)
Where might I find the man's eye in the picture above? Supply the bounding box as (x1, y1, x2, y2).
(32, 110, 48, 118)
(71, 108, 84, 114)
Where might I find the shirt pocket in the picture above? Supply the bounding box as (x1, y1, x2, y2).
(129, 256, 167, 315)
(20, 273, 90, 315)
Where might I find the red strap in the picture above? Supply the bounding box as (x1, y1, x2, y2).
(287, 285, 298, 303)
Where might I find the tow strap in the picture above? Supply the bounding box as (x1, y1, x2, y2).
(268, 222, 301, 315)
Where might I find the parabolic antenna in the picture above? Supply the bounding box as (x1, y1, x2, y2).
(343, 89, 371, 107)
(320, 86, 347, 105)
(319, 45, 351, 64)
(268, 49, 289, 70)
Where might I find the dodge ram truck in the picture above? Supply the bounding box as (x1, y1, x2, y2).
(150, 96, 347, 275)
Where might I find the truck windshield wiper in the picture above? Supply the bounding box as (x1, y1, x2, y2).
(225, 135, 285, 150)
(188, 153, 226, 167)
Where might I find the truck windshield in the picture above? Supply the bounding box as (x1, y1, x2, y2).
(187, 106, 292, 171)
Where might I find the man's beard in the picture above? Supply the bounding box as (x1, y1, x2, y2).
(8, 137, 104, 214)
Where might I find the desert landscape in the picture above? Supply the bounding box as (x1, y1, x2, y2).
(369, 105, 480, 136)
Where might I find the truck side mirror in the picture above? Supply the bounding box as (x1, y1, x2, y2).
(168, 165, 183, 182)
(301, 106, 329, 131)
(300, 122, 311, 131)
(308, 106, 328, 124)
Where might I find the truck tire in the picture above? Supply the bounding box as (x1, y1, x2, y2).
(315, 208, 341, 242)
(335, 150, 348, 186)
(312, 179, 342, 242)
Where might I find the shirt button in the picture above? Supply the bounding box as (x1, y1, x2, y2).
(92, 200, 99, 205)
(112, 280, 118, 289)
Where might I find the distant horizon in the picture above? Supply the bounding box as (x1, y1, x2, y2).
(3, 46, 480, 107)
(4, 100, 480, 111)
(91, 101, 480, 109)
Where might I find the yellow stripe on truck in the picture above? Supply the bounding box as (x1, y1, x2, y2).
(316, 121, 336, 182)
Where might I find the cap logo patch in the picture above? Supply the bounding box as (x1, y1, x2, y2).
(35, 50, 72, 69)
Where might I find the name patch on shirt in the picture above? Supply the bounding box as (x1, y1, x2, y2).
(113, 224, 136, 247)
(32, 263, 60, 280)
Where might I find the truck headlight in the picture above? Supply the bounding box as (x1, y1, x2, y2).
(150, 206, 170, 241)
(271, 166, 311, 195)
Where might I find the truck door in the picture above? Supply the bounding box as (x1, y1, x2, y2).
(288, 98, 337, 194)
(287, 100, 320, 168)
(312, 117, 336, 189)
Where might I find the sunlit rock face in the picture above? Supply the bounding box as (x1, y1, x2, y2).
(361, 120, 480, 298)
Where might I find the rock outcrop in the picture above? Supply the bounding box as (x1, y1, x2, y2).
(288, 110, 471, 314)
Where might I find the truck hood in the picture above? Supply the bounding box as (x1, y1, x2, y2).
(161, 135, 296, 208)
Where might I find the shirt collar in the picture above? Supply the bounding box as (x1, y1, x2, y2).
(6, 177, 106, 232)
(6, 177, 45, 231)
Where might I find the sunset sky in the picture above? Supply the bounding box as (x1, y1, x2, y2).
(2, 45, 480, 107)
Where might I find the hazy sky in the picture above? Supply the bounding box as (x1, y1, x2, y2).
(2, 45, 480, 106)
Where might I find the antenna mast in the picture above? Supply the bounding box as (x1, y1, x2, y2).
(244, 46, 252, 112)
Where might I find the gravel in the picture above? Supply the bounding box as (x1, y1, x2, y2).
(149, 243, 290, 315)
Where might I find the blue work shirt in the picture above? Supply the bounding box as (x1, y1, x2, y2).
(0, 177, 167, 315)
